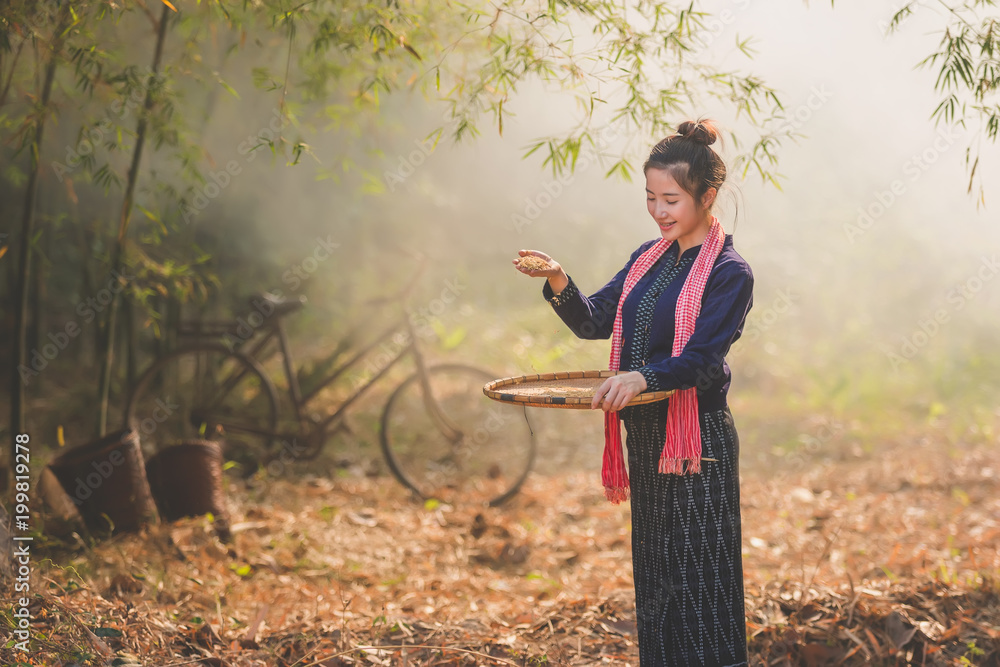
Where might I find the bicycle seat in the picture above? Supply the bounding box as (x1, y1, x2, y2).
(251, 292, 306, 317)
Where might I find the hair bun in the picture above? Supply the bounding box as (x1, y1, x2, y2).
(676, 119, 718, 146)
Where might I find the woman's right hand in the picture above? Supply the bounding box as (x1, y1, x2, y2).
(513, 249, 569, 293)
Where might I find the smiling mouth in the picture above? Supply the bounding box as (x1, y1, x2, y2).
(658, 221, 675, 228)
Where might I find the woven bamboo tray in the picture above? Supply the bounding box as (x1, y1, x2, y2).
(483, 370, 675, 409)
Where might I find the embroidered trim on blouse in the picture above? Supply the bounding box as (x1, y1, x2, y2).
(547, 277, 580, 307)
(628, 251, 693, 393)
(637, 366, 662, 392)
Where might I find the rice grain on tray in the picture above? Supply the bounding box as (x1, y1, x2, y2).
(517, 256, 552, 271)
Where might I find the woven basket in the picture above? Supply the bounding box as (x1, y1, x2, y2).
(483, 370, 674, 409)
(145, 440, 228, 522)
(48, 429, 157, 535)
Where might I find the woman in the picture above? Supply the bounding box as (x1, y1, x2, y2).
(515, 118, 753, 666)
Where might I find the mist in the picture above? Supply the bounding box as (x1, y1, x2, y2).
(4, 0, 998, 460)
(4, 3, 1000, 664)
(165, 1, 1000, 472)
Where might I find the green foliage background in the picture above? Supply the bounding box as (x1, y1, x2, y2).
(1, 0, 997, 474)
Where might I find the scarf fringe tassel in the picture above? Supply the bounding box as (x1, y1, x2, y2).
(604, 485, 630, 504)
(658, 456, 702, 475)
(600, 217, 724, 503)
(602, 411, 630, 505)
(660, 386, 703, 475)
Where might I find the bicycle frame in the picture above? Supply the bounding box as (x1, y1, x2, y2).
(202, 302, 460, 445)
(136, 263, 537, 505)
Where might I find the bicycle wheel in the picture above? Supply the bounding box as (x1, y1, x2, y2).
(125, 344, 280, 468)
(380, 364, 536, 507)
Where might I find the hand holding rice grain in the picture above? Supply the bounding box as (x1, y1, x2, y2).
(506, 119, 754, 666)
(513, 249, 570, 294)
(516, 256, 552, 271)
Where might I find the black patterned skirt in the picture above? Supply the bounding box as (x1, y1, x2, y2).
(621, 403, 748, 667)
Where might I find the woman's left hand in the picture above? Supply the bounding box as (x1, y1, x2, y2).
(592, 371, 648, 412)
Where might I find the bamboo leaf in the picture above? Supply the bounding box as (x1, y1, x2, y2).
(217, 77, 241, 100)
(403, 43, 422, 61)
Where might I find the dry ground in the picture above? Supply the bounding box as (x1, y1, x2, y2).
(3, 440, 1000, 666)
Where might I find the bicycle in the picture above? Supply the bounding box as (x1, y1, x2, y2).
(123, 276, 536, 507)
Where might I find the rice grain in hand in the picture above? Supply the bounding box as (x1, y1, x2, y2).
(517, 256, 551, 271)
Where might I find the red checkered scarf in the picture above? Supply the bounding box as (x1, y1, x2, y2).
(602, 216, 725, 504)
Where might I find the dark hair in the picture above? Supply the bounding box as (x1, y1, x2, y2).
(643, 117, 727, 208)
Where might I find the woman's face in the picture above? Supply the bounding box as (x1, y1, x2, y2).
(645, 167, 715, 250)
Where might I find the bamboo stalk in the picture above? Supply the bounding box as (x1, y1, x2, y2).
(96, 2, 171, 435)
(7, 0, 72, 491)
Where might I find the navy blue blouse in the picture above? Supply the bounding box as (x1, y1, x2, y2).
(541, 234, 754, 412)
